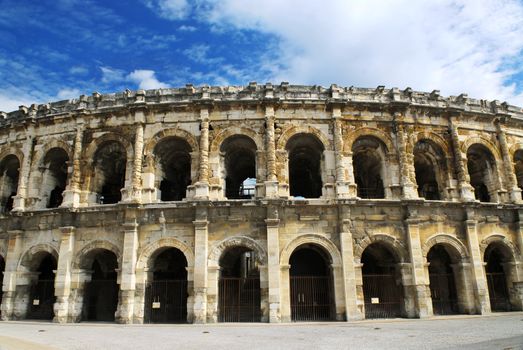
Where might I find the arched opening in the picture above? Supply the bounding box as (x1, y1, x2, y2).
(361, 243, 403, 318)
(82, 249, 119, 321)
(484, 243, 513, 312)
(427, 245, 460, 315)
(414, 140, 445, 200)
(144, 248, 188, 323)
(286, 134, 324, 198)
(218, 246, 260, 322)
(0, 255, 5, 317)
(352, 136, 386, 199)
(0, 155, 20, 213)
(221, 135, 257, 199)
(154, 137, 192, 201)
(92, 141, 126, 204)
(289, 245, 334, 321)
(41, 148, 69, 208)
(27, 253, 56, 320)
(513, 150, 523, 199)
(467, 144, 497, 202)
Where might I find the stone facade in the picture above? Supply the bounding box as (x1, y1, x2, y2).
(0, 83, 522, 324)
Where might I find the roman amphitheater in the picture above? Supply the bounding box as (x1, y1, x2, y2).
(0, 83, 521, 324)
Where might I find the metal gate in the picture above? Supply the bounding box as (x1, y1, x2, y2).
(218, 277, 260, 322)
(486, 272, 511, 311)
(363, 274, 402, 318)
(83, 280, 119, 321)
(144, 280, 188, 323)
(429, 273, 458, 315)
(290, 276, 333, 321)
(28, 279, 55, 320)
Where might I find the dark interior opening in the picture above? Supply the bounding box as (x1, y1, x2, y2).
(427, 245, 459, 315)
(43, 148, 69, 208)
(352, 137, 385, 199)
(414, 140, 441, 200)
(221, 136, 257, 199)
(0, 155, 20, 213)
(27, 253, 57, 320)
(83, 249, 119, 322)
(467, 144, 495, 202)
(0, 255, 4, 316)
(484, 244, 512, 312)
(513, 150, 523, 199)
(94, 141, 126, 204)
(287, 134, 323, 198)
(155, 137, 192, 201)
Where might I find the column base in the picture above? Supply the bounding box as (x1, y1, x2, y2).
(264, 181, 279, 198)
(61, 189, 81, 208)
(192, 182, 210, 200)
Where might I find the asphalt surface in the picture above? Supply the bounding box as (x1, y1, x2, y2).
(0, 312, 522, 350)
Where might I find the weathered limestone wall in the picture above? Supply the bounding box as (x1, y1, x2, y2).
(0, 84, 522, 324)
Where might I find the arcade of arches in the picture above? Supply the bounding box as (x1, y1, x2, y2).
(0, 85, 523, 325)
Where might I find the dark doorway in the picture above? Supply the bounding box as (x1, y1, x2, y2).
(145, 248, 188, 323)
(42, 148, 68, 208)
(467, 144, 496, 202)
(289, 246, 334, 321)
(0, 155, 20, 213)
(0, 255, 5, 317)
(27, 254, 56, 320)
(286, 134, 323, 198)
(82, 250, 119, 321)
(218, 247, 260, 322)
(414, 140, 443, 200)
(155, 137, 192, 201)
(427, 245, 459, 315)
(221, 136, 257, 199)
(485, 244, 512, 312)
(93, 141, 126, 204)
(352, 137, 385, 199)
(361, 243, 403, 318)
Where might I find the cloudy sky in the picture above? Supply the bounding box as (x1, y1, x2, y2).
(1, 0, 523, 112)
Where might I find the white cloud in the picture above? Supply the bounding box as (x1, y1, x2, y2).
(144, 0, 191, 20)
(183, 44, 223, 65)
(127, 69, 168, 89)
(100, 66, 126, 84)
(0, 93, 34, 112)
(69, 65, 89, 75)
(56, 88, 81, 100)
(196, 0, 523, 105)
(178, 24, 196, 32)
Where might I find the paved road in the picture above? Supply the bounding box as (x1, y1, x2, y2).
(0, 313, 522, 350)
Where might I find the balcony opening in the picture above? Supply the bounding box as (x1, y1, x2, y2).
(221, 135, 257, 199)
(0, 155, 20, 212)
(155, 137, 191, 201)
(414, 140, 444, 200)
(467, 144, 496, 202)
(352, 136, 385, 199)
(42, 148, 69, 208)
(286, 133, 323, 198)
(93, 141, 126, 204)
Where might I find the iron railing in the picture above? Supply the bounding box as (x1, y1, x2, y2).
(290, 276, 333, 321)
(429, 273, 459, 315)
(144, 280, 188, 323)
(218, 277, 261, 322)
(363, 274, 402, 319)
(486, 272, 511, 311)
(28, 279, 55, 320)
(83, 279, 119, 321)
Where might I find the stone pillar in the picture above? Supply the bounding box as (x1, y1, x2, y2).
(265, 204, 281, 322)
(451, 261, 476, 314)
(339, 207, 363, 320)
(127, 122, 144, 202)
(53, 226, 75, 323)
(279, 264, 291, 322)
(332, 108, 350, 198)
(264, 105, 279, 198)
(448, 117, 475, 201)
(405, 216, 433, 317)
(495, 120, 521, 203)
(62, 122, 84, 207)
(193, 207, 208, 323)
(0, 230, 23, 320)
(116, 221, 139, 323)
(194, 108, 210, 199)
(396, 122, 418, 199)
(464, 210, 491, 314)
(513, 209, 523, 309)
(13, 125, 35, 211)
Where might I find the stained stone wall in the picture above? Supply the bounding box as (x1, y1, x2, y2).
(0, 83, 522, 323)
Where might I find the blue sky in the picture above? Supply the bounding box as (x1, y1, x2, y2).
(1, 0, 523, 112)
